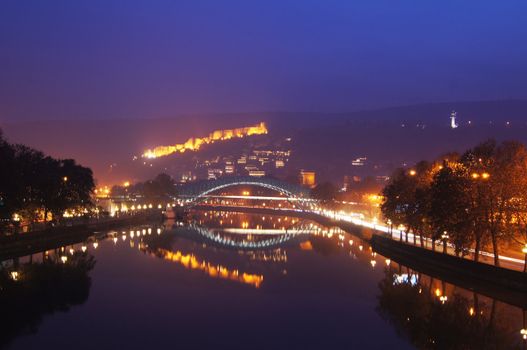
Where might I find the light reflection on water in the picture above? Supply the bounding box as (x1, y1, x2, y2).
(1, 211, 525, 349)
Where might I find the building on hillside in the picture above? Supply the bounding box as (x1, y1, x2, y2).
(299, 170, 316, 188)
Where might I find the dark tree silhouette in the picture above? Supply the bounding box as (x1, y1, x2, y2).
(0, 128, 95, 233)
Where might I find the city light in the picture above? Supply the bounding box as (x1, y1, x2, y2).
(143, 122, 268, 159)
(10, 271, 19, 281)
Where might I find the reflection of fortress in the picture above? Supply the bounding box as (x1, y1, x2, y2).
(156, 248, 264, 288)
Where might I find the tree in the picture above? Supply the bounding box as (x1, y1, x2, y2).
(459, 140, 527, 266)
(491, 141, 527, 269)
(0, 130, 18, 228)
(381, 169, 415, 242)
(0, 129, 95, 233)
(429, 163, 473, 255)
(311, 182, 338, 203)
(405, 161, 434, 247)
(115, 173, 177, 203)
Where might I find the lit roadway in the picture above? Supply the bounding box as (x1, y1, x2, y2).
(313, 208, 526, 272)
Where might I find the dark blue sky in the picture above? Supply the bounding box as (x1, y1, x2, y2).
(1, 0, 526, 120)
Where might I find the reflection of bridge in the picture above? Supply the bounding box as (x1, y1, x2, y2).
(178, 176, 315, 209)
(173, 222, 313, 250)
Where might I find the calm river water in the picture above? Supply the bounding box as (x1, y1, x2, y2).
(1, 211, 525, 349)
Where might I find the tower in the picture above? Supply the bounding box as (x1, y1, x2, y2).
(450, 110, 459, 129)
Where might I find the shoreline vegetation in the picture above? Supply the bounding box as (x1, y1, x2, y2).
(1, 129, 95, 235)
(381, 139, 527, 272)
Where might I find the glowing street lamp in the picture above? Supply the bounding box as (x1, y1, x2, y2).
(387, 219, 393, 239)
(522, 244, 527, 273)
(471, 172, 490, 180)
(441, 231, 449, 253)
(10, 271, 19, 281)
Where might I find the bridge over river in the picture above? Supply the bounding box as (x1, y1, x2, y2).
(177, 176, 317, 210)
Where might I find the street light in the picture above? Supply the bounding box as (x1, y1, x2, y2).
(387, 219, 393, 239)
(441, 231, 449, 254)
(471, 172, 490, 180)
(522, 244, 527, 273)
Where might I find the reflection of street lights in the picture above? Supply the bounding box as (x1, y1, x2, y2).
(441, 231, 449, 254)
(522, 309, 526, 341)
(435, 281, 448, 304)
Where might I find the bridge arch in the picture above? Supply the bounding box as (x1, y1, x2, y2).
(179, 222, 314, 250)
(177, 176, 315, 209)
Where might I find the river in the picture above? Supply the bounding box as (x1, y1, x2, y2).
(1, 210, 525, 349)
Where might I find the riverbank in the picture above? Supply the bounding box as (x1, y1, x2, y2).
(371, 235, 527, 308)
(0, 211, 163, 261)
(191, 205, 527, 308)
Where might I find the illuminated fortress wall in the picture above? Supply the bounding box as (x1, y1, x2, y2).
(143, 122, 268, 159)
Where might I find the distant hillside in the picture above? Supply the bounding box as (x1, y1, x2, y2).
(2, 99, 527, 184)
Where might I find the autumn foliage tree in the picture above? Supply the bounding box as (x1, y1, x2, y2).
(381, 139, 527, 270)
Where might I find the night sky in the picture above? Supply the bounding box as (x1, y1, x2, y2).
(1, 1, 526, 121)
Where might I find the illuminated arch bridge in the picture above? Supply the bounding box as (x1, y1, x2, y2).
(177, 176, 316, 208)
